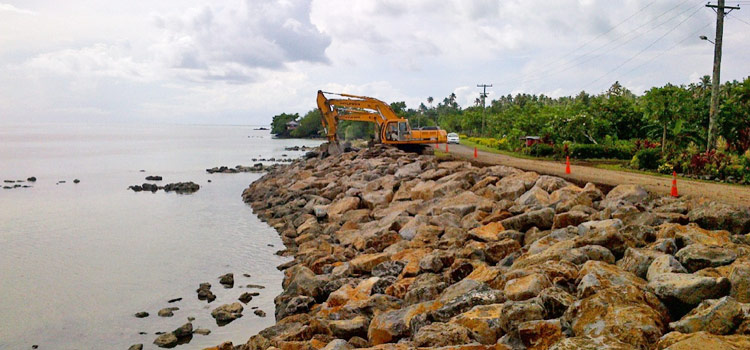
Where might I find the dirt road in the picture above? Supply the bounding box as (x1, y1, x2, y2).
(445, 144, 750, 207)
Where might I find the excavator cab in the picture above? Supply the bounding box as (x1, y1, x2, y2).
(383, 120, 412, 142)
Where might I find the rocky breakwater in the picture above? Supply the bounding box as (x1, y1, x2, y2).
(230, 144, 750, 350)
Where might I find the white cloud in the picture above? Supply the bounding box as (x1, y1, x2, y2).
(1, 0, 748, 124)
(151, 0, 331, 83)
(0, 3, 35, 15)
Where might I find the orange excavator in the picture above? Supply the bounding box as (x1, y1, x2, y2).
(316, 90, 447, 149)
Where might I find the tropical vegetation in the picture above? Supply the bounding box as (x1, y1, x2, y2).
(270, 76, 750, 183)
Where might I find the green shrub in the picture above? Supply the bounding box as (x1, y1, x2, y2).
(569, 143, 634, 160)
(528, 143, 555, 157)
(631, 148, 662, 170)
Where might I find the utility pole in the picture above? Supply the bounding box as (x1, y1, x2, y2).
(477, 84, 492, 136)
(705, 0, 740, 151)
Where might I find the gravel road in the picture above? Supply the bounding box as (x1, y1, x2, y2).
(445, 143, 750, 207)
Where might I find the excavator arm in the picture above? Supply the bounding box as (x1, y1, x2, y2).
(316, 90, 447, 145)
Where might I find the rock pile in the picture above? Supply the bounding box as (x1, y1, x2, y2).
(231, 144, 750, 350)
(129, 182, 200, 194)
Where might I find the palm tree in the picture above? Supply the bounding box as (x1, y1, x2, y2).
(427, 96, 434, 108)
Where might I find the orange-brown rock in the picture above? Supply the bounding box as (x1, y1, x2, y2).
(469, 222, 505, 242)
(655, 331, 750, 350)
(564, 285, 669, 348)
(449, 304, 505, 344)
(504, 273, 551, 301)
(518, 319, 564, 350)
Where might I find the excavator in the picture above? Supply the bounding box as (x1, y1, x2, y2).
(316, 90, 447, 151)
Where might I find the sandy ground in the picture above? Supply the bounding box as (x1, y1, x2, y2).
(444, 143, 750, 208)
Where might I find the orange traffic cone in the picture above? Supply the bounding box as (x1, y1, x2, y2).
(445, 143, 449, 152)
(565, 156, 571, 174)
(435, 140, 439, 148)
(671, 171, 679, 197)
(474, 147, 478, 158)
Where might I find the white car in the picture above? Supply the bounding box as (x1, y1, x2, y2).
(447, 133, 460, 144)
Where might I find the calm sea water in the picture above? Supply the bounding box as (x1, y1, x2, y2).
(0, 124, 322, 350)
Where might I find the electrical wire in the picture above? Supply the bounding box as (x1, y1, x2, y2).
(519, 1, 705, 86)
(581, 6, 705, 91)
(728, 13, 750, 26)
(618, 22, 712, 77)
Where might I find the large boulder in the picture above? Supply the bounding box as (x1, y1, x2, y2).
(504, 273, 551, 301)
(516, 186, 551, 207)
(449, 304, 505, 345)
(428, 279, 505, 322)
(674, 244, 737, 272)
(501, 208, 555, 231)
(655, 331, 750, 349)
(412, 322, 474, 347)
(687, 200, 750, 235)
(647, 255, 688, 282)
(727, 258, 750, 302)
(647, 273, 730, 313)
(518, 319, 564, 350)
(617, 248, 665, 279)
(669, 296, 744, 335)
(564, 285, 669, 348)
(602, 184, 649, 209)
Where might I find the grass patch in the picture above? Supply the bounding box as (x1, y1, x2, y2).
(460, 139, 551, 161)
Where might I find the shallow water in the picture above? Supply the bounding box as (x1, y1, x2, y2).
(0, 124, 322, 349)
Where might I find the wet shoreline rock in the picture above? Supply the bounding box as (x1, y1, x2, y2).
(129, 182, 199, 194)
(215, 144, 750, 349)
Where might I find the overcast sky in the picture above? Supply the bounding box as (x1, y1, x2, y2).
(1, 0, 748, 125)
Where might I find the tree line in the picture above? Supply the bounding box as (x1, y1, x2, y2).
(270, 76, 750, 182)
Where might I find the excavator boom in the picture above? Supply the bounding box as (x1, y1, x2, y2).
(316, 90, 447, 146)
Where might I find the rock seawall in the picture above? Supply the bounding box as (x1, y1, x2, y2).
(229, 145, 750, 350)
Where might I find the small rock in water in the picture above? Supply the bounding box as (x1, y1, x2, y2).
(155, 332, 165, 335)
(158, 307, 179, 317)
(27, 177, 37, 182)
(187, 316, 195, 321)
(167, 297, 182, 303)
(211, 302, 244, 325)
(139, 170, 145, 172)
(245, 284, 265, 289)
(239, 292, 254, 304)
(138, 332, 147, 335)
(3, 180, 14, 183)
(196, 283, 216, 302)
(58, 180, 66, 184)
(145, 176, 163, 181)
(254, 309, 266, 317)
(73, 179, 80, 184)
(219, 273, 234, 287)
(194, 328, 211, 336)
(153, 333, 178, 348)
(242, 273, 251, 278)
(207, 179, 212, 183)
(173, 322, 193, 338)
(134, 311, 149, 318)
(128, 344, 143, 350)
(32, 346, 38, 349)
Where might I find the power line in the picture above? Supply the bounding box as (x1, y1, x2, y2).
(728, 12, 750, 25)
(520, 1, 694, 82)
(619, 22, 712, 77)
(520, 2, 704, 86)
(527, 2, 657, 75)
(582, 6, 704, 91)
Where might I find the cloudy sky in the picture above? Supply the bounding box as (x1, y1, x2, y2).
(1, 0, 748, 125)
